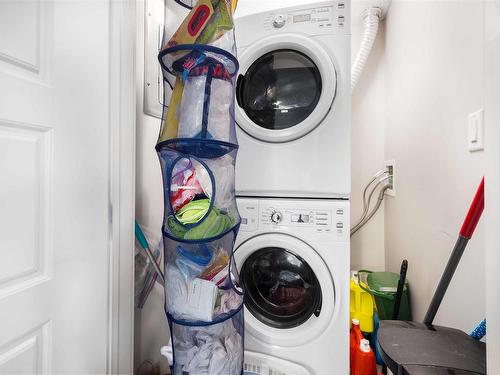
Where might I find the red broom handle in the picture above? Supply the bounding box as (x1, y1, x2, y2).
(424, 177, 485, 325)
(459, 177, 485, 239)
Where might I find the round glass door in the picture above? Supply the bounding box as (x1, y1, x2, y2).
(240, 247, 322, 329)
(237, 50, 322, 131)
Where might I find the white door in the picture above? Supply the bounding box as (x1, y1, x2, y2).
(0, 1, 134, 373)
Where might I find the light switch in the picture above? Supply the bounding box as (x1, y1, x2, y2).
(468, 109, 484, 152)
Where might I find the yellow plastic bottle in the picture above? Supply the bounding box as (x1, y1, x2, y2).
(350, 272, 375, 333)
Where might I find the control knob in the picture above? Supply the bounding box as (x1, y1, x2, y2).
(272, 14, 286, 28)
(271, 211, 283, 224)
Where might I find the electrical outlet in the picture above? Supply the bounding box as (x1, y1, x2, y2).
(385, 160, 396, 197)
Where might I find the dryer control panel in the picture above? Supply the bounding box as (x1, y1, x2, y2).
(237, 198, 349, 240)
(262, 2, 350, 35)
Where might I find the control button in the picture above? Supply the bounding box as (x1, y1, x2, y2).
(273, 14, 286, 28)
(337, 15, 345, 27)
(336, 209, 344, 215)
(271, 211, 283, 224)
(336, 222, 344, 229)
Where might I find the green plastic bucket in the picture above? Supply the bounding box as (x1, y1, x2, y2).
(358, 270, 412, 321)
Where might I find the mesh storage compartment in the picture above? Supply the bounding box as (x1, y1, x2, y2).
(163, 229, 243, 322)
(168, 305, 244, 374)
(158, 148, 240, 242)
(157, 44, 239, 155)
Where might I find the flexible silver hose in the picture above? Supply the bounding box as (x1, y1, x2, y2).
(360, 171, 388, 222)
(351, 185, 390, 237)
(354, 174, 390, 231)
(351, 7, 382, 89)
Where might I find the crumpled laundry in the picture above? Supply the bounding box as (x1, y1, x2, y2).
(183, 209, 234, 240)
(214, 289, 243, 316)
(167, 208, 234, 240)
(176, 199, 211, 225)
(173, 318, 243, 375)
(170, 159, 205, 212)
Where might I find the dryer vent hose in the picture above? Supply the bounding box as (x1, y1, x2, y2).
(351, 8, 382, 90)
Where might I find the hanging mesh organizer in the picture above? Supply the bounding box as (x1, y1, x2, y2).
(156, 1, 244, 374)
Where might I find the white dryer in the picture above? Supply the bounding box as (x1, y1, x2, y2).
(234, 1, 351, 198)
(235, 198, 350, 374)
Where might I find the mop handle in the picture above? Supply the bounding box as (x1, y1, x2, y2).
(392, 259, 408, 320)
(135, 221, 165, 284)
(424, 177, 484, 325)
(459, 177, 485, 239)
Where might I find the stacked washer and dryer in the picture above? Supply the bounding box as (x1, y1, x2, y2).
(233, 1, 351, 374)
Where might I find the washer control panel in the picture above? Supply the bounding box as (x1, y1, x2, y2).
(237, 198, 349, 239)
(263, 2, 349, 33)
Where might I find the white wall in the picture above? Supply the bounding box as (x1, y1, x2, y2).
(484, 1, 500, 372)
(350, 13, 387, 272)
(383, 0, 486, 330)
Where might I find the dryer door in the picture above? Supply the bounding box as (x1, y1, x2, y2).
(236, 34, 337, 143)
(235, 233, 336, 347)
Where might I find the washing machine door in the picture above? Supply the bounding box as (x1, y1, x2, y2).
(235, 233, 336, 347)
(236, 34, 337, 143)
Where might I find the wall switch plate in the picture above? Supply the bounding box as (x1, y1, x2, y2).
(468, 109, 484, 152)
(384, 160, 396, 197)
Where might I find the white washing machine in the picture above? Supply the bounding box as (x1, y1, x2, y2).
(235, 197, 350, 374)
(234, 1, 351, 198)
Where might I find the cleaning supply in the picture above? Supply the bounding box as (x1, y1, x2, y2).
(470, 319, 486, 340)
(165, 0, 214, 49)
(196, 0, 233, 45)
(372, 312, 383, 365)
(353, 339, 378, 375)
(350, 272, 375, 332)
(201, 251, 229, 283)
(351, 319, 377, 375)
(350, 319, 363, 373)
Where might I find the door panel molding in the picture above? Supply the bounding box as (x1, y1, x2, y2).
(0, 0, 52, 85)
(107, 0, 136, 374)
(0, 119, 53, 300)
(0, 321, 52, 374)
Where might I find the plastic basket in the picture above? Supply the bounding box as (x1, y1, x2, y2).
(358, 270, 412, 321)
